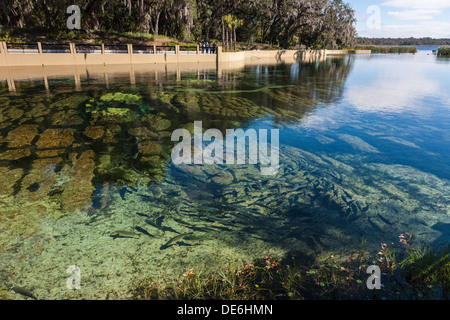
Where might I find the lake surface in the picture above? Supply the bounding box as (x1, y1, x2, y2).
(0, 50, 449, 299)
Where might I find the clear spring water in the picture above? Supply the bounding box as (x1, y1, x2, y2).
(0, 51, 448, 298)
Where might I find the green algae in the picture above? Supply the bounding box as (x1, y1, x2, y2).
(88, 91, 155, 113)
(172, 91, 273, 119)
(99, 92, 142, 104)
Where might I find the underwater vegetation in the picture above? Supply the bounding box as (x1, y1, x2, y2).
(0, 72, 342, 254)
(131, 236, 449, 300)
(1, 55, 449, 300)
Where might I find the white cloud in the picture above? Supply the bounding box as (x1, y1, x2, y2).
(299, 56, 447, 133)
(362, 20, 450, 38)
(345, 60, 442, 114)
(387, 9, 441, 20)
(299, 108, 342, 132)
(382, 0, 450, 9)
(382, 0, 450, 25)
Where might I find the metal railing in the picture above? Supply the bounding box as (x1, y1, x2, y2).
(132, 44, 154, 54)
(41, 43, 71, 53)
(103, 44, 128, 54)
(74, 43, 128, 54)
(2, 42, 219, 55)
(6, 42, 39, 53)
(75, 44, 102, 54)
(179, 46, 198, 54)
(155, 46, 175, 54)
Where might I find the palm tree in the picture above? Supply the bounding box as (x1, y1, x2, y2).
(223, 14, 232, 51)
(223, 14, 242, 51)
(230, 15, 243, 51)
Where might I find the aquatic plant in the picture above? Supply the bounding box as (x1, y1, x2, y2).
(85, 91, 155, 114)
(398, 242, 449, 297)
(172, 91, 270, 120)
(131, 236, 449, 300)
(132, 257, 304, 300)
(354, 46, 417, 54)
(99, 92, 141, 105)
(437, 46, 450, 57)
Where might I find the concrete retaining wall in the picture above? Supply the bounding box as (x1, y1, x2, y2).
(0, 42, 370, 68)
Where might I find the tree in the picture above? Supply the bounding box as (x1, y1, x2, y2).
(320, 0, 356, 49)
(0, 0, 34, 28)
(278, 0, 328, 49)
(0, 0, 357, 50)
(223, 14, 242, 51)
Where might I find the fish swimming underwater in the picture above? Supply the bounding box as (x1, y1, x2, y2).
(174, 218, 193, 227)
(160, 232, 194, 250)
(145, 217, 179, 234)
(136, 212, 152, 218)
(110, 230, 141, 239)
(11, 286, 38, 300)
(134, 226, 154, 238)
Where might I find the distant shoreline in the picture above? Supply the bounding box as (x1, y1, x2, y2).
(356, 37, 450, 46)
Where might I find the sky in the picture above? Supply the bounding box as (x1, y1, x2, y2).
(347, 0, 450, 38)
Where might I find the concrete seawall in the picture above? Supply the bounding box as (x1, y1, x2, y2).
(0, 43, 370, 91)
(0, 41, 370, 68)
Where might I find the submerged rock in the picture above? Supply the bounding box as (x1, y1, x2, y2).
(50, 94, 89, 110)
(128, 127, 157, 140)
(36, 149, 66, 158)
(50, 110, 83, 126)
(138, 140, 162, 155)
(2, 107, 24, 122)
(84, 126, 105, 140)
(0, 148, 32, 160)
(142, 114, 172, 131)
(102, 124, 122, 144)
(36, 128, 74, 149)
(25, 103, 51, 119)
(5, 124, 39, 148)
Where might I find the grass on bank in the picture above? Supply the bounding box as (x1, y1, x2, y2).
(353, 45, 418, 54)
(0, 28, 178, 45)
(131, 235, 449, 300)
(437, 47, 450, 56)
